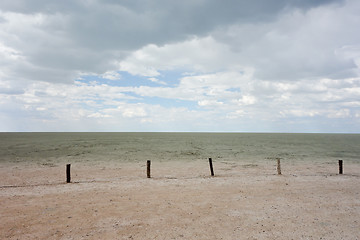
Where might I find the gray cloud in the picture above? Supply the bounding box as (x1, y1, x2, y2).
(119, 0, 360, 83)
(0, 0, 344, 83)
(0, 0, 81, 14)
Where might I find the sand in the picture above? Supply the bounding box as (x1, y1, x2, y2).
(1, 160, 360, 240)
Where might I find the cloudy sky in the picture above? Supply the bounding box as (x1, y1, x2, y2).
(1, 0, 360, 132)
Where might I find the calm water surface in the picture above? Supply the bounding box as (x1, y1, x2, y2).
(0, 133, 359, 164)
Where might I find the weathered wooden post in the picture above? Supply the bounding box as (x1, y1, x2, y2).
(66, 164, 71, 183)
(339, 160, 343, 174)
(277, 158, 281, 175)
(147, 160, 151, 178)
(209, 158, 214, 176)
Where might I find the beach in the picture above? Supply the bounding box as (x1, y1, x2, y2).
(1, 133, 360, 239)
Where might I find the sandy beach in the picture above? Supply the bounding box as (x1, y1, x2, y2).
(1, 159, 360, 240)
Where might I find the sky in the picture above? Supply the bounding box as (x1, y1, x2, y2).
(0, 0, 360, 132)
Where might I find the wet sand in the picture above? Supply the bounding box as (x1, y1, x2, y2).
(1, 160, 360, 240)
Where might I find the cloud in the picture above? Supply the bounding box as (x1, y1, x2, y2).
(148, 77, 166, 85)
(118, 37, 239, 76)
(0, 0, 345, 84)
(1, 0, 360, 132)
(1, 74, 360, 132)
(101, 71, 121, 80)
(118, 0, 360, 82)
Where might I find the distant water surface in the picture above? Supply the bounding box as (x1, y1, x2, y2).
(0, 133, 359, 164)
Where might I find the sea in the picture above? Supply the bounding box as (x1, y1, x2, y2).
(0, 132, 359, 165)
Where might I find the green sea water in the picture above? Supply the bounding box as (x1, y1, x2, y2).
(0, 133, 359, 165)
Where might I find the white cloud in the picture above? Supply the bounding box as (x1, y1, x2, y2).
(121, 106, 147, 118)
(148, 77, 167, 85)
(236, 95, 257, 106)
(123, 37, 239, 74)
(198, 100, 223, 107)
(179, 71, 248, 89)
(226, 110, 245, 119)
(280, 110, 320, 118)
(87, 112, 111, 118)
(101, 71, 121, 80)
(119, 61, 160, 77)
(1, 0, 360, 132)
